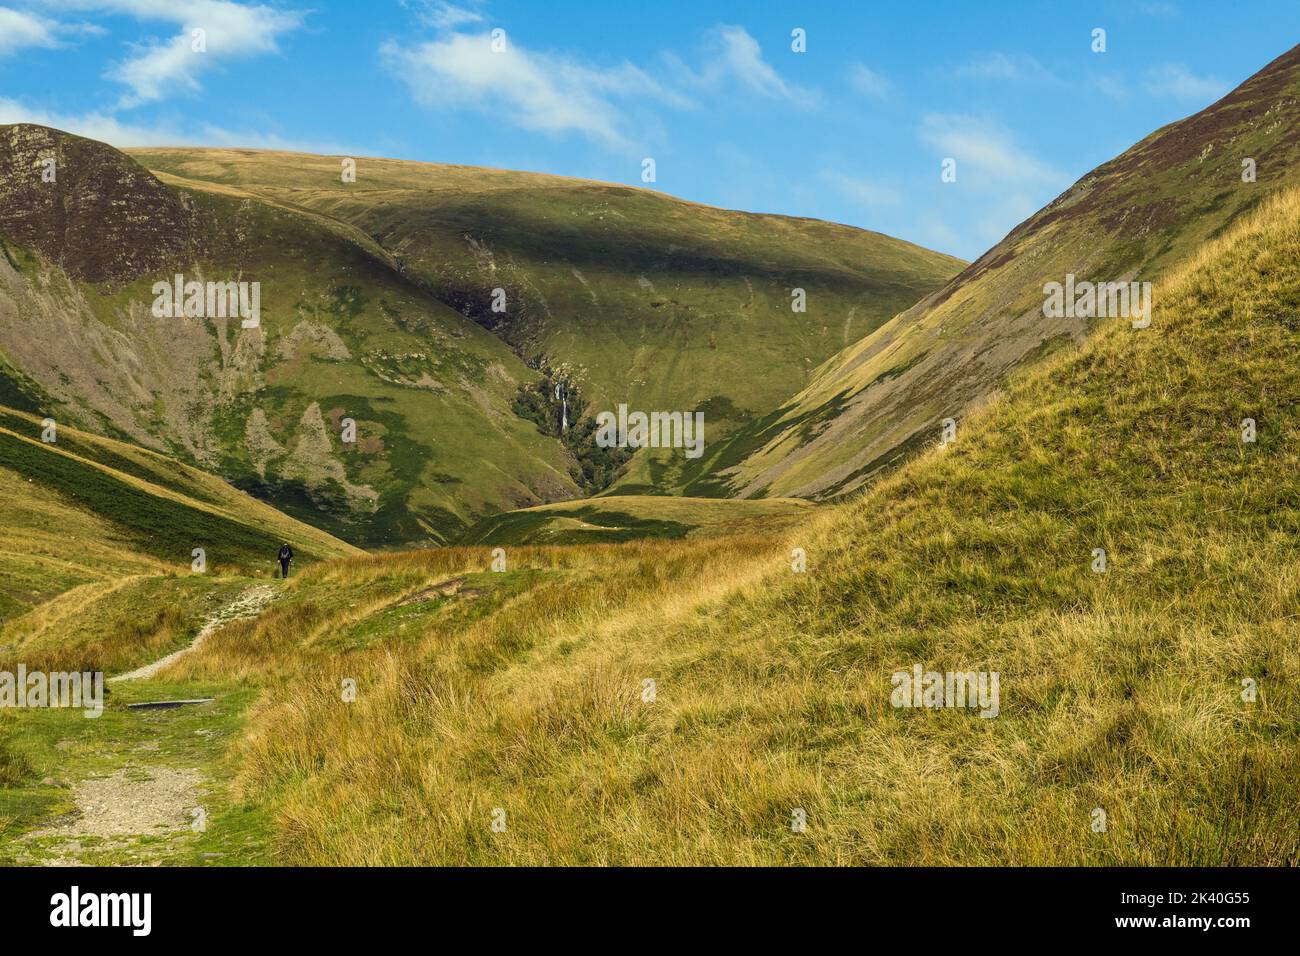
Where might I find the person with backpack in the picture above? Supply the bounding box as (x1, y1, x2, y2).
(277, 543, 294, 579)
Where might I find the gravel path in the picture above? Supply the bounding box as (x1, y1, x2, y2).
(33, 767, 202, 840)
(112, 584, 277, 682)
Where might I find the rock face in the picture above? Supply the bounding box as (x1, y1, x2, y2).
(0, 124, 191, 284)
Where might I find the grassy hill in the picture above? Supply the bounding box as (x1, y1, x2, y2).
(0, 124, 586, 547)
(458, 494, 815, 545)
(7, 187, 1293, 865)
(247, 187, 1300, 864)
(707, 41, 1300, 501)
(124, 145, 963, 497)
(0, 125, 961, 543)
(0, 405, 357, 625)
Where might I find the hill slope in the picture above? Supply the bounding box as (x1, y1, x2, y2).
(711, 41, 1300, 500)
(0, 125, 960, 543)
(0, 405, 357, 624)
(38, 187, 1294, 865)
(458, 494, 815, 545)
(127, 147, 964, 421)
(125, 146, 964, 495)
(0, 124, 588, 547)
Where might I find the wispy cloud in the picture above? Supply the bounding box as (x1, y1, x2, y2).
(919, 113, 1064, 187)
(1138, 2, 1180, 18)
(0, 95, 352, 152)
(0, 97, 170, 143)
(919, 113, 1068, 250)
(385, 20, 813, 150)
(382, 31, 681, 149)
(1144, 63, 1229, 101)
(1091, 74, 1130, 102)
(670, 25, 816, 107)
(707, 25, 813, 104)
(408, 0, 484, 30)
(821, 169, 899, 207)
(58, 1, 307, 108)
(917, 217, 962, 253)
(951, 51, 1054, 83)
(847, 63, 891, 101)
(0, 6, 63, 57)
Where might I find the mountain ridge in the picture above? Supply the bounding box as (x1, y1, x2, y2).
(0, 125, 962, 544)
(710, 40, 1300, 501)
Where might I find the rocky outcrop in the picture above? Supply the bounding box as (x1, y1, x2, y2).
(0, 124, 192, 284)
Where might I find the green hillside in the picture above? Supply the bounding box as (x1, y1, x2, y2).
(124, 145, 963, 495)
(7, 187, 1294, 865)
(710, 41, 1300, 501)
(244, 186, 1300, 864)
(0, 124, 587, 547)
(0, 405, 357, 624)
(0, 124, 961, 544)
(458, 494, 815, 545)
(6, 38, 1300, 870)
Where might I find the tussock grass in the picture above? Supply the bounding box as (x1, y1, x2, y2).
(14, 191, 1298, 866)
(175, 189, 1300, 865)
(0, 576, 250, 676)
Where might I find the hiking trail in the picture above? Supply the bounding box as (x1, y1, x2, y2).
(112, 584, 277, 682)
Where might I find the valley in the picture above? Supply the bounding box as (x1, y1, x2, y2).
(2, 36, 1300, 869)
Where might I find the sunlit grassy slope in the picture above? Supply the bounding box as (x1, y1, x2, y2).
(458, 494, 815, 545)
(0, 405, 357, 625)
(712, 41, 1300, 502)
(102, 188, 1300, 865)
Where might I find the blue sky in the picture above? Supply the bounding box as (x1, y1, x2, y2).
(2, 0, 1298, 259)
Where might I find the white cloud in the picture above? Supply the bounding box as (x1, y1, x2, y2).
(695, 25, 815, 106)
(918, 115, 1069, 256)
(0, 97, 179, 144)
(1138, 2, 1180, 18)
(847, 63, 890, 100)
(54, 1, 306, 108)
(382, 31, 679, 148)
(666, 25, 815, 108)
(709, 25, 808, 102)
(917, 217, 961, 254)
(919, 113, 1065, 188)
(1092, 75, 1129, 102)
(0, 6, 62, 56)
(1144, 63, 1229, 102)
(383, 21, 813, 149)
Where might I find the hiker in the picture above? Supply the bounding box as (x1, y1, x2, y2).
(277, 543, 294, 579)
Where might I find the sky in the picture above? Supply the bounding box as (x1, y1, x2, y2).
(1, 0, 1298, 260)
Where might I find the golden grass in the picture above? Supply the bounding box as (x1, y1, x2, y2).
(36, 190, 1300, 865)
